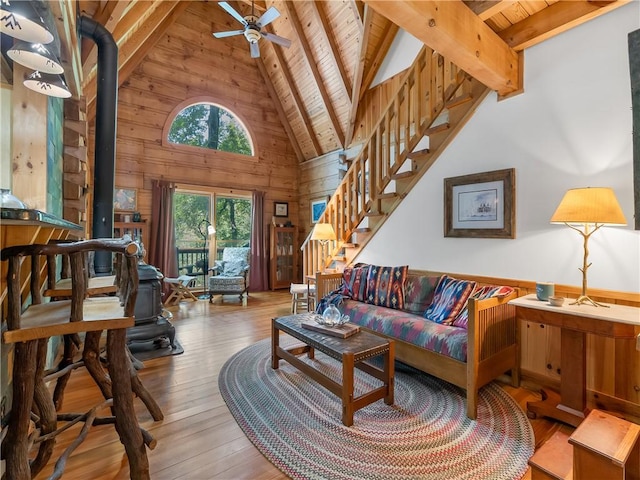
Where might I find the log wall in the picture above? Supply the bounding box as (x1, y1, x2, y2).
(94, 2, 299, 254)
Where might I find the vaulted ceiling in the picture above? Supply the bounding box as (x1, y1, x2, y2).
(42, 0, 630, 162)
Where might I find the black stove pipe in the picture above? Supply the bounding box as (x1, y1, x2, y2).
(79, 16, 118, 275)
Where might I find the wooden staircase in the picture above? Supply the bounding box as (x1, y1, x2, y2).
(301, 45, 490, 276)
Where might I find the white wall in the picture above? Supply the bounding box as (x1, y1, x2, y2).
(358, 2, 640, 294)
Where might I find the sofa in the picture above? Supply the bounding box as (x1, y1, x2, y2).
(314, 265, 520, 419)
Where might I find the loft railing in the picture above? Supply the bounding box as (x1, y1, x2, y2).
(301, 45, 481, 276)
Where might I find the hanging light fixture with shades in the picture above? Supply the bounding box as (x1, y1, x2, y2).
(311, 223, 337, 272)
(23, 70, 71, 98)
(550, 187, 627, 307)
(1, 0, 54, 44)
(7, 41, 63, 73)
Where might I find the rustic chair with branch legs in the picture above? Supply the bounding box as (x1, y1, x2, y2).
(208, 247, 250, 305)
(1, 238, 162, 480)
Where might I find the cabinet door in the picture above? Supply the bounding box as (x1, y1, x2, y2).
(271, 227, 297, 289)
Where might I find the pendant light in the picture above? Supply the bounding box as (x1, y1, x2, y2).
(0, 1, 54, 44)
(23, 70, 71, 98)
(7, 41, 63, 74)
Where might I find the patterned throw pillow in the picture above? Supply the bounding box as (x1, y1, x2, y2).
(403, 274, 440, 314)
(341, 265, 370, 302)
(366, 265, 408, 310)
(423, 275, 477, 325)
(451, 285, 515, 328)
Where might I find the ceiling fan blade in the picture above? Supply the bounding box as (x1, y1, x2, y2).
(218, 2, 247, 26)
(262, 31, 291, 48)
(250, 42, 260, 58)
(257, 6, 280, 28)
(213, 30, 245, 38)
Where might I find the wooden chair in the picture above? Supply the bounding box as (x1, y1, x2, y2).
(1, 238, 162, 480)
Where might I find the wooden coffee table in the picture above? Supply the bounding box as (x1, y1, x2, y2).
(272, 313, 394, 426)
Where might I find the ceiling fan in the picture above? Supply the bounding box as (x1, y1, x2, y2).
(213, 1, 292, 58)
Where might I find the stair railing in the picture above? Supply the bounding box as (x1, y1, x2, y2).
(302, 45, 471, 276)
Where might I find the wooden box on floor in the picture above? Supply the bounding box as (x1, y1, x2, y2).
(569, 410, 640, 480)
(529, 409, 640, 480)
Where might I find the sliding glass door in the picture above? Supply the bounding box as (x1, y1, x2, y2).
(173, 189, 251, 291)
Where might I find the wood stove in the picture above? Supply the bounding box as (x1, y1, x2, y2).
(126, 259, 176, 354)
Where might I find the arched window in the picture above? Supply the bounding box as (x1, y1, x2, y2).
(167, 103, 254, 156)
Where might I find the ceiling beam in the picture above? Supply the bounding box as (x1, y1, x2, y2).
(498, 0, 630, 51)
(50, 0, 82, 98)
(463, 1, 517, 21)
(345, 4, 373, 147)
(350, 0, 365, 36)
(85, 2, 188, 120)
(309, 1, 352, 101)
(81, 1, 130, 72)
(264, 24, 323, 158)
(360, 20, 398, 101)
(255, 56, 305, 162)
(283, 2, 346, 149)
(363, 0, 521, 96)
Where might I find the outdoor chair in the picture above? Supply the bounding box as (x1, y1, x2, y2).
(208, 247, 250, 305)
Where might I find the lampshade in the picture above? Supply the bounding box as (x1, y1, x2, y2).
(23, 70, 71, 98)
(1, 2, 54, 44)
(311, 223, 337, 242)
(550, 187, 627, 226)
(8, 41, 63, 74)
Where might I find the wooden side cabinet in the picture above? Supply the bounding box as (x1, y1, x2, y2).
(270, 225, 297, 289)
(114, 220, 149, 261)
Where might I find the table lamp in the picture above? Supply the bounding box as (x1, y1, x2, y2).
(550, 187, 627, 307)
(311, 223, 336, 272)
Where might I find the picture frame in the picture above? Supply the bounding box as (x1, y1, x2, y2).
(114, 188, 137, 212)
(311, 197, 329, 224)
(444, 168, 515, 239)
(274, 201, 289, 217)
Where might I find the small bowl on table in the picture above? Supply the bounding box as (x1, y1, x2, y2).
(548, 296, 565, 307)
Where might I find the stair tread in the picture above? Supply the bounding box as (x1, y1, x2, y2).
(529, 428, 573, 480)
(391, 171, 414, 180)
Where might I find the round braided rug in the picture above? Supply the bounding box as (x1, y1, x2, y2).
(219, 338, 534, 480)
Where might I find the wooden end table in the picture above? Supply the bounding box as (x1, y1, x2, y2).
(272, 313, 394, 426)
(510, 294, 639, 427)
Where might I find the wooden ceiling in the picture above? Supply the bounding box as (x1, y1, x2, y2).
(56, 0, 627, 162)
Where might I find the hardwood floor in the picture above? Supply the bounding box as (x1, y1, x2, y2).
(33, 291, 563, 480)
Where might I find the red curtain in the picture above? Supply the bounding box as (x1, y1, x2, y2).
(249, 190, 269, 291)
(149, 180, 178, 296)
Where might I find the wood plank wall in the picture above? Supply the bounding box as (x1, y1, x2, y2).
(89, 2, 298, 252)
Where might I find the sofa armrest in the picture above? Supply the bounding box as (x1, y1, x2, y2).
(314, 272, 343, 299)
(467, 289, 520, 362)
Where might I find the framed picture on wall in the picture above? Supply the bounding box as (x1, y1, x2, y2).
(311, 197, 328, 224)
(444, 168, 515, 239)
(274, 201, 289, 217)
(114, 188, 137, 212)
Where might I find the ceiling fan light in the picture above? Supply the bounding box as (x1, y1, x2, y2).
(1, 2, 54, 44)
(7, 41, 64, 74)
(23, 70, 71, 98)
(244, 28, 261, 43)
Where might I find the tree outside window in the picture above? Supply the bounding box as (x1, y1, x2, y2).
(168, 103, 252, 155)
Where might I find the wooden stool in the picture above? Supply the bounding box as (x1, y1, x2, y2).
(164, 274, 199, 305)
(290, 283, 316, 313)
(1, 238, 162, 480)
